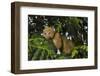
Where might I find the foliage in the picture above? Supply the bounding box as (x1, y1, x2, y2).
(71, 45, 88, 58)
(28, 34, 56, 60)
(28, 15, 88, 60)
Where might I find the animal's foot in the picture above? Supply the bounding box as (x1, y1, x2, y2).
(57, 49, 61, 54)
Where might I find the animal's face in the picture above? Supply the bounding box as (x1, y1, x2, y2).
(42, 26, 55, 39)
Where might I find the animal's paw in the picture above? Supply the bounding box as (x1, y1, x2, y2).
(57, 49, 61, 54)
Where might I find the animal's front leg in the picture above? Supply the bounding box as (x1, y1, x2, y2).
(57, 49, 61, 54)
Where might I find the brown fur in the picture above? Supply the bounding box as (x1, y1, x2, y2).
(42, 26, 74, 54)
